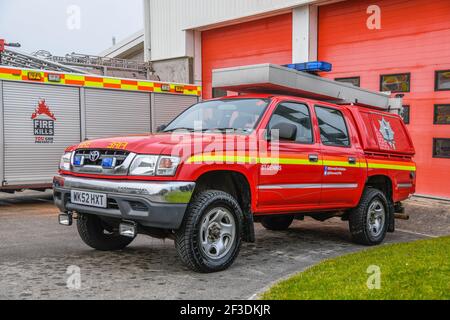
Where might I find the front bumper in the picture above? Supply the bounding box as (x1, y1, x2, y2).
(53, 175, 195, 229)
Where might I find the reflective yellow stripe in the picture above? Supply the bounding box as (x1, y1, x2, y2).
(64, 74, 85, 81)
(187, 155, 258, 164)
(103, 78, 121, 85)
(186, 155, 416, 171)
(121, 84, 139, 91)
(84, 81, 103, 87)
(367, 162, 416, 171)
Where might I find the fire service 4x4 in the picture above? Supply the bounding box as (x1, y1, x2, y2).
(54, 65, 416, 273)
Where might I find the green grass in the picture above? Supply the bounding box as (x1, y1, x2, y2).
(261, 236, 450, 300)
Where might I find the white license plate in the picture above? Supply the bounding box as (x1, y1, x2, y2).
(71, 190, 107, 208)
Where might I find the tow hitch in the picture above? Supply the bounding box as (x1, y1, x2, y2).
(59, 212, 73, 226)
(119, 221, 138, 238)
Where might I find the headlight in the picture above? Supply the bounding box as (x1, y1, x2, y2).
(129, 155, 159, 176)
(129, 155, 180, 176)
(157, 156, 180, 176)
(59, 152, 72, 171)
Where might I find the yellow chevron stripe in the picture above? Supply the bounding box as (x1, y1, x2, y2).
(0, 67, 201, 96)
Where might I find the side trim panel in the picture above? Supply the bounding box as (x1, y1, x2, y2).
(258, 183, 358, 190)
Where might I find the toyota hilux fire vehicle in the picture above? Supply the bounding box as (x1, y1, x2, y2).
(54, 64, 416, 273)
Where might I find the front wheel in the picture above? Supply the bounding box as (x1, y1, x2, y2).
(77, 213, 134, 251)
(349, 188, 389, 245)
(175, 190, 243, 273)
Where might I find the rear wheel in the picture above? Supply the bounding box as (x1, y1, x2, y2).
(175, 190, 243, 273)
(349, 188, 388, 245)
(261, 215, 294, 231)
(77, 213, 134, 251)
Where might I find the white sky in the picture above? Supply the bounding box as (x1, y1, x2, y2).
(0, 0, 143, 56)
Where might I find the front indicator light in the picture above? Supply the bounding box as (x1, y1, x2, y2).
(157, 156, 180, 176)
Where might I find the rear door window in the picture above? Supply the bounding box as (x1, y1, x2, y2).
(315, 106, 350, 147)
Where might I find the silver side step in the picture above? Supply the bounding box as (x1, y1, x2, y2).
(212, 63, 401, 111)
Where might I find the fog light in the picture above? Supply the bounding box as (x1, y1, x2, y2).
(119, 222, 137, 238)
(59, 213, 72, 226)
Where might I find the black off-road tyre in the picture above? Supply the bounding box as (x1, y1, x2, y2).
(77, 213, 134, 251)
(349, 188, 389, 245)
(261, 215, 294, 231)
(175, 190, 243, 273)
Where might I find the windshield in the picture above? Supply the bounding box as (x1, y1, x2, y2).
(164, 98, 269, 133)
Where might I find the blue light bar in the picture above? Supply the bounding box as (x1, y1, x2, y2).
(73, 155, 84, 167)
(101, 157, 116, 169)
(285, 61, 332, 72)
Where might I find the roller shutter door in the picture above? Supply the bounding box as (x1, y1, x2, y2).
(202, 13, 292, 99)
(152, 93, 198, 130)
(318, 0, 450, 198)
(2, 81, 80, 186)
(84, 89, 151, 140)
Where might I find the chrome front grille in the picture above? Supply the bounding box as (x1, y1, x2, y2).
(71, 149, 136, 176)
(74, 149, 130, 167)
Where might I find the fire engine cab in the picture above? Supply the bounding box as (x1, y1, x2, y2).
(54, 63, 416, 273)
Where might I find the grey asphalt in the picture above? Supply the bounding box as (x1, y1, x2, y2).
(0, 191, 446, 300)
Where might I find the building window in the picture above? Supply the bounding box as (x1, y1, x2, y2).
(212, 88, 227, 98)
(335, 77, 360, 87)
(380, 73, 410, 93)
(401, 105, 410, 124)
(435, 70, 450, 91)
(434, 105, 450, 124)
(433, 138, 450, 158)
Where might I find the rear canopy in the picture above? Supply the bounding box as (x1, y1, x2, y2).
(355, 108, 415, 155)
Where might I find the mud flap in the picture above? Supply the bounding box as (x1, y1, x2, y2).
(388, 200, 395, 233)
(242, 210, 255, 243)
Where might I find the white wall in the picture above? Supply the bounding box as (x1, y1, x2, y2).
(145, 0, 320, 61)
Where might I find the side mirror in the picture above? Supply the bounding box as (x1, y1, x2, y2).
(156, 124, 167, 132)
(269, 122, 297, 141)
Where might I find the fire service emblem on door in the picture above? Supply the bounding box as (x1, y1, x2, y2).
(31, 99, 56, 144)
(378, 117, 396, 149)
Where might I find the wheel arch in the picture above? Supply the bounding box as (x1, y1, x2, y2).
(192, 170, 255, 242)
(365, 174, 393, 201)
(365, 174, 395, 232)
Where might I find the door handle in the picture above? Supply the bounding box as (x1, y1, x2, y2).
(308, 154, 319, 163)
(348, 157, 357, 164)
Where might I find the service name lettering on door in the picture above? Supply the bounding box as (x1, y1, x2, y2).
(31, 99, 56, 144)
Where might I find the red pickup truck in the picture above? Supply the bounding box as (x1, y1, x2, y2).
(54, 94, 416, 272)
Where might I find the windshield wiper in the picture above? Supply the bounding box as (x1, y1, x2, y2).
(163, 127, 195, 132)
(202, 128, 249, 133)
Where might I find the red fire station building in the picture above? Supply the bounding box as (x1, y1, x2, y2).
(107, 0, 450, 199)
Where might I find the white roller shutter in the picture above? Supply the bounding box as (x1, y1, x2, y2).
(2, 81, 81, 186)
(152, 93, 198, 131)
(84, 89, 151, 140)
